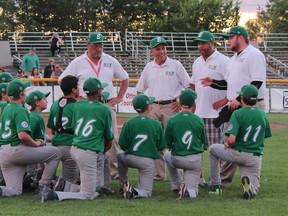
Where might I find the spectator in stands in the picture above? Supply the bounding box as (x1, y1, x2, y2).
(51, 65, 63, 80)
(29, 67, 41, 86)
(200, 26, 266, 187)
(49, 33, 64, 57)
(136, 36, 191, 181)
(21, 47, 40, 76)
(44, 58, 55, 86)
(190, 31, 229, 187)
(59, 32, 129, 180)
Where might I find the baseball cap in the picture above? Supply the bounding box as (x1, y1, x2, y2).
(150, 37, 167, 48)
(55, 64, 61, 69)
(0, 83, 8, 95)
(83, 77, 108, 94)
(7, 79, 31, 98)
(222, 26, 249, 39)
(132, 94, 155, 112)
(236, 84, 258, 101)
(193, 31, 215, 43)
(179, 88, 197, 108)
(25, 90, 50, 106)
(30, 47, 36, 51)
(87, 32, 104, 44)
(100, 92, 110, 103)
(0, 72, 14, 83)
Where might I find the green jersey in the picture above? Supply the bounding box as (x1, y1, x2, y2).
(29, 111, 46, 140)
(0, 102, 31, 146)
(72, 100, 114, 152)
(47, 99, 75, 146)
(165, 111, 206, 156)
(0, 101, 8, 114)
(119, 115, 166, 159)
(225, 106, 272, 155)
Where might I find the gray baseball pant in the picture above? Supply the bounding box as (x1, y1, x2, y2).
(164, 151, 202, 198)
(117, 152, 154, 198)
(209, 144, 262, 195)
(0, 144, 61, 196)
(55, 146, 98, 200)
(96, 152, 111, 190)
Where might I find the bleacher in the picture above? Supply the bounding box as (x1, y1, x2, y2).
(7, 31, 288, 79)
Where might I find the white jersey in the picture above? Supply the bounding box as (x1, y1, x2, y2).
(225, 44, 266, 100)
(136, 57, 191, 101)
(59, 52, 129, 98)
(191, 50, 229, 118)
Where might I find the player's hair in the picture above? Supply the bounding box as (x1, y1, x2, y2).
(30, 103, 37, 111)
(60, 75, 79, 96)
(242, 97, 257, 106)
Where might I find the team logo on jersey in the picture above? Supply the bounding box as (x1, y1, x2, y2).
(104, 63, 112, 67)
(59, 98, 67, 108)
(227, 124, 233, 131)
(166, 71, 174, 76)
(21, 121, 29, 128)
(208, 65, 217, 70)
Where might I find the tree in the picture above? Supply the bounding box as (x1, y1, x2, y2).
(257, 0, 288, 33)
(245, 18, 261, 40)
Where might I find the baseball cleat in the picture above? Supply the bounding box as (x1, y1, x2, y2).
(38, 185, 54, 202)
(209, 185, 222, 195)
(177, 183, 189, 199)
(241, 176, 254, 200)
(53, 176, 66, 191)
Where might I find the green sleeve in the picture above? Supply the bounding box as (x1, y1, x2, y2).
(47, 103, 56, 130)
(21, 55, 27, 70)
(103, 109, 114, 140)
(158, 124, 167, 151)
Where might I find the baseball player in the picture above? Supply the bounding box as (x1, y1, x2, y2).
(136, 36, 191, 181)
(118, 94, 166, 199)
(208, 84, 272, 199)
(59, 32, 129, 180)
(39, 77, 114, 201)
(163, 88, 206, 199)
(47, 75, 80, 192)
(201, 26, 267, 187)
(0, 79, 61, 197)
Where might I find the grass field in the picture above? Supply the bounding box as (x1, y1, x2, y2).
(1, 113, 288, 216)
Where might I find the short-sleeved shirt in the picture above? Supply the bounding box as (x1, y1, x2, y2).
(119, 115, 166, 159)
(47, 99, 75, 146)
(225, 44, 266, 100)
(29, 111, 46, 140)
(225, 106, 272, 155)
(59, 52, 129, 98)
(72, 100, 114, 152)
(165, 111, 206, 156)
(136, 57, 191, 101)
(0, 102, 31, 146)
(191, 50, 229, 118)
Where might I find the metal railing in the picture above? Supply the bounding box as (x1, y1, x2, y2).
(267, 54, 288, 78)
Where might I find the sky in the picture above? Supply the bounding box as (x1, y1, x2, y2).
(238, 0, 268, 25)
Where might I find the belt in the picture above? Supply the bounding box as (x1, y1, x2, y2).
(233, 149, 261, 156)
(154, 99, 176, 105)
(257, 98, 264, 102)
(72, 145, 100, 154)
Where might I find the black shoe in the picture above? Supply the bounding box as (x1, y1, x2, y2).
(123, 182, 137, 199)
(241, 176, 254, 200)
(177, 183, 189, 199)
(96, 187, 113, 196)
(54, 176, 66, 191)
(38, 185, 54, 202)
(209, 185, 222, 195)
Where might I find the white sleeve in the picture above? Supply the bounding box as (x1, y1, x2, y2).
(176, 61, 191, 88)
(135, 66, 148, 92)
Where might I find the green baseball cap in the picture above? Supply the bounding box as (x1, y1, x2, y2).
(132, 94, 155, 112)
(7, 79, 31, 98)
(87, 32, 104, 44)
(0, 83, 8, 95)
(0, 72, 14, 83)
(150, 37, 167, 48)
(236, 84, 258, 101)
(25, 90, 50, 106)
(222, 26, 249, 39)
(180, 88, 197, 108)
(193, 31, 215, 43)
(100, 92, 110, 103)
(83, 77, 108, 94)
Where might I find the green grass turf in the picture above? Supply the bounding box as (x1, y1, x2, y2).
(1, 113, 287, 216)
